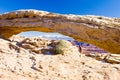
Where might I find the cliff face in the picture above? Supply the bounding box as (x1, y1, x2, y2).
(0, 9, 120, 54)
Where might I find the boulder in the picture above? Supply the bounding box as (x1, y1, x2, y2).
(106, 54, 120, 64)
(86, 53, 120, 64)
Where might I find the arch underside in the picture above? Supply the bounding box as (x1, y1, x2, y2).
(0, 22, 120, 54)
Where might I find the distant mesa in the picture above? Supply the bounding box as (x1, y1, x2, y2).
(0, 9, 120, 54)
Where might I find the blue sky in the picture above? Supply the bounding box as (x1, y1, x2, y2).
(0, 0, 120, 17)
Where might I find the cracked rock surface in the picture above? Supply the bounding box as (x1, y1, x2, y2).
(0, 35, 120, 80)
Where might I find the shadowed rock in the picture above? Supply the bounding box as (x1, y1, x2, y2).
(0, 9, 120, 54)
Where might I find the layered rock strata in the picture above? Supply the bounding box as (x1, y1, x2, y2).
(0, 9, 120, 53)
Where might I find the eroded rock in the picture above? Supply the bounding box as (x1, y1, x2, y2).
(86, 53, 120, 64)
(0, 36, 120, 80)
(0, 9, 120, 54)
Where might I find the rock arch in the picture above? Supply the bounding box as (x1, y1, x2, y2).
(0, 10, 120, 54)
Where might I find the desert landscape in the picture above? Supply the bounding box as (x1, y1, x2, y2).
(0, 10, 120, 80)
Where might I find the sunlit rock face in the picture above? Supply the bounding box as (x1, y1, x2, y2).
(0, 9, 120, 54)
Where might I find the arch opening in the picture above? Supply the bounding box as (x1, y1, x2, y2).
(17, 31, 74, 40)
(0, 25, 119, 54)
(14, 31, 108, 54)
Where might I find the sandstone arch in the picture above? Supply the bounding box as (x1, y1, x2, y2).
(0, 10, 120, 54)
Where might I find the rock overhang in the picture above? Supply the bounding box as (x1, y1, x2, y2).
(0, 9, 120, 54)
